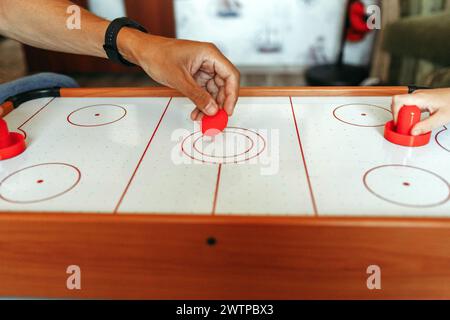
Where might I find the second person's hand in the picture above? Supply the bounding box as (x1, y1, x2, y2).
(391, 88, 450, 136)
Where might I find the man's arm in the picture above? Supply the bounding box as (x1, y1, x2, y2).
(0, 0, 107, 58)
(0, 0, 240, 119)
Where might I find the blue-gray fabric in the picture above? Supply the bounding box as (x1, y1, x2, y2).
(0, 73, 78, 103)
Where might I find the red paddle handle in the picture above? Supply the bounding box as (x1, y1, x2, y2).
(396, 105, 421, 135)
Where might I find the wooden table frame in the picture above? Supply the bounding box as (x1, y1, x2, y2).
(1, 86, 450, 299)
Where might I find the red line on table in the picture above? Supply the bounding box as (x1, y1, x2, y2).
(113, 98, 172, 214)
(212, 164, 222, 215)
(17, 98, 56, 139)
(289, 96, 319, 216)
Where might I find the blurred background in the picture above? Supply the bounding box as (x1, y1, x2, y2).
(0, 0, 449, 88)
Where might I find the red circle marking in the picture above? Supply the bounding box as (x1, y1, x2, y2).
(181, 127, 266, 164)
(333, 104, 391, 127)
(435, 126, 449, 152)
(67, 104, 127, 127)
(0, 163, 81, 204)
(37, 179, 44, 184)
(363, 164, 450, 208)
(192, 132, 254, 159)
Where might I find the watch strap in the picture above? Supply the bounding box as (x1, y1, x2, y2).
(103, 17, 148, 67)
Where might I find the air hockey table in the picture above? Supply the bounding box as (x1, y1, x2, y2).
(0, 86, 449, 299)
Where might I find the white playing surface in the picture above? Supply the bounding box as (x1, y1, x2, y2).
(0, 96, 449, 217)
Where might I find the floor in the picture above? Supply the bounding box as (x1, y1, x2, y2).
(0, 39, 306, 88)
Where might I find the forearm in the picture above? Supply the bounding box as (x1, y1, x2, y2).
(0, 0, 108, 58)
(0, 0, 240, 116)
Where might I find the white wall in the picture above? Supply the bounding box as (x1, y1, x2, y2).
(175, 0, 377, 68)
(87, 0, 127, 20)
(175, 0, 347, 68)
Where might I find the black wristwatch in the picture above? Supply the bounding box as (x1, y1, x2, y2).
(103, 17, 148, 67)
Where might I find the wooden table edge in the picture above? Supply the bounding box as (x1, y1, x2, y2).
(1, 212, 450, 229)
(59, 86, 410, 97)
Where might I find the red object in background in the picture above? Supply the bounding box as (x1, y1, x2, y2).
(201, 109, 229, 136)
(0, 118, 26, 160)
(346, 1, 372, 42)
(384, 105, 431, 147)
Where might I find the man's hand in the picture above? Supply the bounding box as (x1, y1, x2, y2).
(119, 31, 240, 121)
(0, 0, 240, 121)
(391, 88, 450, 135)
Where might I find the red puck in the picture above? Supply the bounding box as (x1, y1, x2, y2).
(201, 109, 229, 137)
